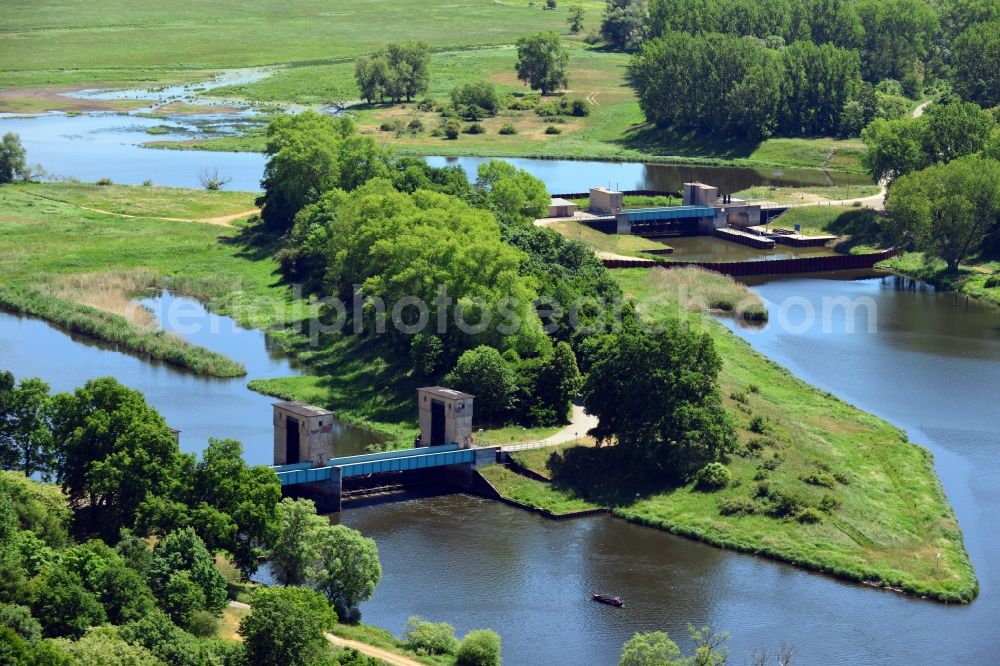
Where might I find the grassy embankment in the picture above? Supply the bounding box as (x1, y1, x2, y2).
(2, 0, 865, 172)
(479, 267, 977, 603)
(0, 184, 431, 438)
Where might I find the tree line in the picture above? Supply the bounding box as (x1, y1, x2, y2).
(607, 0, 1000, 138)
(630, 32, 866, 139)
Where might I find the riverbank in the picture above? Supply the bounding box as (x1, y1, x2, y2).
(880, 252, 1000, 308)
(479, 268, 977, 603)
(0, 185, 297, 377)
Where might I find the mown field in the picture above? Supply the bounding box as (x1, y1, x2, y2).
(3, 0, 867, 170)
(478, 268, 977, 602)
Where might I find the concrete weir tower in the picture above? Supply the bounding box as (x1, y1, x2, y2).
(273, 401, 335, 466)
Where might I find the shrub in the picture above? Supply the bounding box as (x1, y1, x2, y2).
(718, 496, 757, 516)
(95, 177, 113, 186)
(188, 610, 219, 638)
(403, 616, 459, 656)
(416, 97, 436, 112)
(142, 179, 153, 187)
(451, 82, 500, 117)
(729, 391, 749, 404)
(457, 629, 501, 666)
(545, 0, 557, 8)
(508, 95, 539, 110)
(443, 121, 461, 140)
(694, 462, 730, 491)
(570, 98, 591, 116)
(465, 123, 486, 134)
(796, 507, 824, 524)
(430, 127, 445, 137)
(748, 415, 767, 434)
(379, 120, 403, 132)
(765, 489, 804, 518)
(801, 470, 836, 488)
(544, 125, 562, 135)
(819, 494, 841, 513)
(758, 456, 781, 471)
(498, 124, 518, 135)
(407, 118, 424, 133)
(755, 480, 771, 498)
(985, 274, 1000, 288)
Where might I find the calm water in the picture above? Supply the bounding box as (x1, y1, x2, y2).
(0, 76, 871, 193)
(660, 235, 835, 262)
(0, 291, 378, 464)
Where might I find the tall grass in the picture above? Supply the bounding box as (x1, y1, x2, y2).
(642, 266, 768, 322)
(0, 285, 245, 378)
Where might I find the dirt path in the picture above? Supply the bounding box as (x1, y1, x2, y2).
(228, 601, 421, 666)
(18, 190, 258, 226)
(501, 403, 598, 452)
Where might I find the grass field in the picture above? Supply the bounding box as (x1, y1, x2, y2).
(16, 183, 258, 219)
(480, 268, 976, 602)
(4, 1, 871, 170)
(478, 464, 601, 516)
(0, 184, 292, 376)
(545, 219, 668, 259)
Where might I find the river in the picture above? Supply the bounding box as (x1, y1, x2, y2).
(1, 82, 998, 664)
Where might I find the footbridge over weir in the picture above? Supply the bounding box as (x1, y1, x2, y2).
(270, 388, 497, 511)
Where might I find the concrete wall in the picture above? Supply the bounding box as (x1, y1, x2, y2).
(683, 183, 718, 206)
(590, 188, 624, 214)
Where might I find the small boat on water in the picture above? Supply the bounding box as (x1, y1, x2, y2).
(592, 593, 624, 608)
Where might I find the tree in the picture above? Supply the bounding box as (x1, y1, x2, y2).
(188, 438, 281, 579)
(474, 159, 550, 223)
(451, 82, 501, 118)
(198, 168, 232, 191)
(239, 586, 337, 666)
(269, 498, 328, 585)
(532, 342, 582, 425)
(456, 629, 501, 666)
(50, 377, 184, 539)
(444, 347, 518, 425)
(921, 100, 996, 165)
(313, 524, 381, 621)
(568, 5, 585, 33)
(148, 527, 228, 617)
(582, 321, 736, 479)
(618, 631, 683, 666)
(885, 156, 1000, 273)
(30, 567, 107, 638)
(854, 0, 939, 83)
(53, 625, 161, 666)
(0, 132, 29, 184)
(355, 54, 390, 104)
(354, 42, 430, 104)
(601, 0, 649, 51)
(861, 117, 929, 182)
(0, 603, 42, 643)
(0, 375, 55, 478)
(515, 32, 570, 94)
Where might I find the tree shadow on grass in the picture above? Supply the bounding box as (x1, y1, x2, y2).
(825, 209, 891, 252)
(614, 124, 763, 161)
(219, 218, 285, 264)
(546, 445, 682, 508)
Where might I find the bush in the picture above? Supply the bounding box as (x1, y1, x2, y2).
(443, 121, 461, 140)
(508, 95, 539, 110)
(801, 470, 836, 488)
(796, 507, 824, 524)
(407, 118, 424, 133)
(379, 121, 403, 132)
(465, 123, 486, 134)
(416, 97, 436, 112)
(748, 415, 767, 434)
(718, 496, 757, 516)
(403, 616, 459, 656)
(498, 124, 517, 135)
(457, 629, 501, 666)
(694, 462, 730, 491)
(985, 274, 1000, 289)
(764, 489, 804, 518)
(544, 125, 562, 135)
(430, 127, 445, 137)
(142, 179, 153, 187)
(819, 493, 841, 513)
(188, 610, 219, 638)
(570, 98, 591, 116)
(545, 0, 557, 8)
(451, 82, 500, 117)
(95, 177, 113, 186)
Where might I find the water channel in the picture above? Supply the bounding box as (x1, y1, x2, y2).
(1, 81, 998, 664)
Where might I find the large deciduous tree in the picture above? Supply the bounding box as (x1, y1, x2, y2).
(582, 321, 735, 480)
(0, 373, 55, 479)
(312, 524, 381, 621)
(239, 586, 337, 666)
(50, 377, 184, 539)
(443, 346, 518, 426)
(515, 32, 570, 94)
(268, 498, 328, 586)
(886, 156, 1000, 273)
(0, 132, 29, 184)
(952, 22, 1000, 107)
(601, 0, 649, 51)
